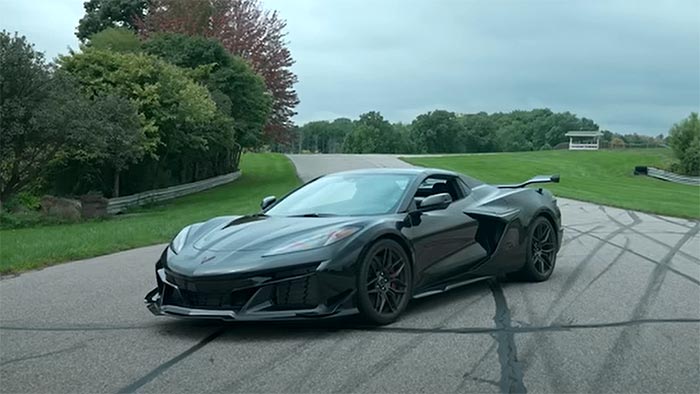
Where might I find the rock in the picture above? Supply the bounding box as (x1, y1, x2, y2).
(80, 194, 108, 219)
(40, 195, 82, 221)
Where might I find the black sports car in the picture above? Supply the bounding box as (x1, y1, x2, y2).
(145, 168, 563, 325)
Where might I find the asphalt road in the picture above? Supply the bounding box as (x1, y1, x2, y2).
(2, 154, 699, 394)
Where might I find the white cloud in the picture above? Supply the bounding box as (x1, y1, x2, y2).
(2, 0, 698, 134)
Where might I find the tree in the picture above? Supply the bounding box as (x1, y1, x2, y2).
(139, 0, 298, 143)
(76, 0, 149, 41)
(143, 31, 229, 69)
(60, 49, 217, 151)
(143, 32, 271, 147)
(0, 32, 109, 202)
(393, 122, 415, 153)
(411, 110, 464, 153)
(496, 121, 535, 152)
(343, 112, 401, 153)
(457, 112, 499, 152)
(668, 113, 700, 175)
(86, 27, 142, 53)
(60, 48, 236, 193)
(45, 92, 147, 197)
(91, 95, 147, 197)
(139, 0, 214, 36)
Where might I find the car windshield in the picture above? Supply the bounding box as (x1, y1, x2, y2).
(266, 173, 414, 216)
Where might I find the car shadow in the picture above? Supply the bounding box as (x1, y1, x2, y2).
(153, 279, 494, 340)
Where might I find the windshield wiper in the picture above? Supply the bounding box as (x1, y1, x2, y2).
(289, 213, 337, 217)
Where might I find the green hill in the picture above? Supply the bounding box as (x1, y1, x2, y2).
(402, 149, 699, 219)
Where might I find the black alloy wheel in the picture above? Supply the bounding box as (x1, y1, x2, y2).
(357, 239, 412, 325)
(518, 216, 558, 281)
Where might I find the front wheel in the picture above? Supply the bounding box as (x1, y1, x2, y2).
(356, 239, 413, 325)
(517, 216, 558, 282)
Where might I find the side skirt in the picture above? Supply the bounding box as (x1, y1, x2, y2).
(412, 276, 494, 299)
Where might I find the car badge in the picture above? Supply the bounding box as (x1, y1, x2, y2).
(200, 255, 216, 265)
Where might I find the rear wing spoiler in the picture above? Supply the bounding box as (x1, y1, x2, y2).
(498, 174, 560, 189)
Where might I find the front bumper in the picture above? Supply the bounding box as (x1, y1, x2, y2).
(145, 265, 358, 321)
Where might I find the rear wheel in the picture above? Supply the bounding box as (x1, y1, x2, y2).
(518, 216, 557, 282)
(357, 239, 412, 325)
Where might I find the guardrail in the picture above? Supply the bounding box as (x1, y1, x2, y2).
(107, 171, 242, 214)
(634, 166, 700, 186)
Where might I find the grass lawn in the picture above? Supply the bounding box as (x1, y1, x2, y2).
(402, 149, 700, 219)
(0, 153, 301, 274)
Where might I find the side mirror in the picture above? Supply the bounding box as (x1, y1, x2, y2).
(260, 196, 276, 210)
(419, 193, 452, 211)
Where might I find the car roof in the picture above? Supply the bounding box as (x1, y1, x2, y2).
(322, 167, 485, 188)
(325, 167, 460, 177)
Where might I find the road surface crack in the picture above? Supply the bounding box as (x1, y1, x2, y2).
(489, 280, 527, 394)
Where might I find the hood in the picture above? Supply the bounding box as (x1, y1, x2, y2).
(190, 215, 363, 253)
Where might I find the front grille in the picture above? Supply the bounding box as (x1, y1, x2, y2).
(165, 286, 257, 311)
(179, 290, 229, 309)
(273, 275, 319, 309)
(162, 263, 322, 312)
(164, 263, 320, 293)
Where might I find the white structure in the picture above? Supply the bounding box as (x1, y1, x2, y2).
(565, 130, 603, 150)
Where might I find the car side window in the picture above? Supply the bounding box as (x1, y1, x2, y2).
(413, 176, 464, 205)
(456, 178, 471, 197)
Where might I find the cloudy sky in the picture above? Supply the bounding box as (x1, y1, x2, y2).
(2, 0, 699, 135)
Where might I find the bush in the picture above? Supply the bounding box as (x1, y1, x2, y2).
(681, 137, 700, 176)
(610, 137, 626, 149)
(3, 192, 42, 212)
(0, 210, 69, 229)
(668, 112, 700, 176)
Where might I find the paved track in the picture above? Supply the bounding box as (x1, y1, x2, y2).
(2, 154, 699, 393)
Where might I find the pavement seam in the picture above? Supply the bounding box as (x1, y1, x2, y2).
(4, 317, 696, 337)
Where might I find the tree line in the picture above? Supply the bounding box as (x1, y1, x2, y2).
(1, 0, 297, 206)
(294, 109, 611, 154)
(292, 110, 698, 176)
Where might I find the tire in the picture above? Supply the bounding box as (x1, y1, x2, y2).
(517, 216, 558, 282)
(356, 239, 413, 325)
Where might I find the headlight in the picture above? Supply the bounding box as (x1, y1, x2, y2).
(169, 226, 192, 254)
(264, 226, 361, 256)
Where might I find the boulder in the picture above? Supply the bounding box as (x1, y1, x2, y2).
(80, 194, 108, 219)
(40, 195, 82, 221)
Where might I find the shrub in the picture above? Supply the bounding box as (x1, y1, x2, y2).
(610, 137, 626, 149)
(0, 210, 68, 229)
(668, 113, 700, 176)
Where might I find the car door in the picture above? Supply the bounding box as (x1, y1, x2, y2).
(402, 175, 487, 288)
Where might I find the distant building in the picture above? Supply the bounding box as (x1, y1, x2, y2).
(565, 131, 603, 150)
